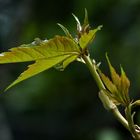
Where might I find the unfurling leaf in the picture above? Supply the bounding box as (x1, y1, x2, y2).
(81, 8, 90, 34)
(57, 23, 73, 39)
(0, 36, 80, 90)
(83, 8, 89, 28)
(98, 54, 130, 106)
(99, 89, 121, 106)
(132, 100, 140, 107)
(99, 90, 116, 110)
(72, 13, 82, 32)
(71, 10, 102, 49)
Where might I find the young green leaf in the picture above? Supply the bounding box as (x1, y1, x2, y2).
(0, 36, 81, 90)
(98, 70, 118, 94)
(79, 25, 102, 49)
(106, 53, 121, 89)
(98, 69, 122, 105)
(120, 67, 130, 104)
(106, 54, 129, 105)
(99, 54, 131, 106)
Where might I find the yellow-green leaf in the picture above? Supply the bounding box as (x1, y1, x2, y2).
(54, 55, 78, 71)
(0, 36, 80, 64)
(0, 36, 80, 90)
(6, 54, 73, 90)
(62, 55, 78, 70)
(79, 25, 102, 49)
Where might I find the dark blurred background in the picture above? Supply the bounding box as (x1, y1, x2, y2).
(0, 0, 140, 140)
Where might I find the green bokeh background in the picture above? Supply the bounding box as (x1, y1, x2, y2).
(0, 0, 140, 140)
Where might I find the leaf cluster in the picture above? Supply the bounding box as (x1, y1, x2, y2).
(0, 9, 101, 90)
(98, 54, 130, 106)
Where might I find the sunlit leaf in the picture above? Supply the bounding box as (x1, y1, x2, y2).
(6, 54, 73, 90)
(79, 25, 102, 49)
(62, 55, 78, 69)
(0, 36, 80, 90)
(0, 36, 80, 64)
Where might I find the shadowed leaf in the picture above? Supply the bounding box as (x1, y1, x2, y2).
(120, 67, 130, 104)
(106, 53, 121, 89)
(98, 69, 118, 94)
(83, 8, 89, 27)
